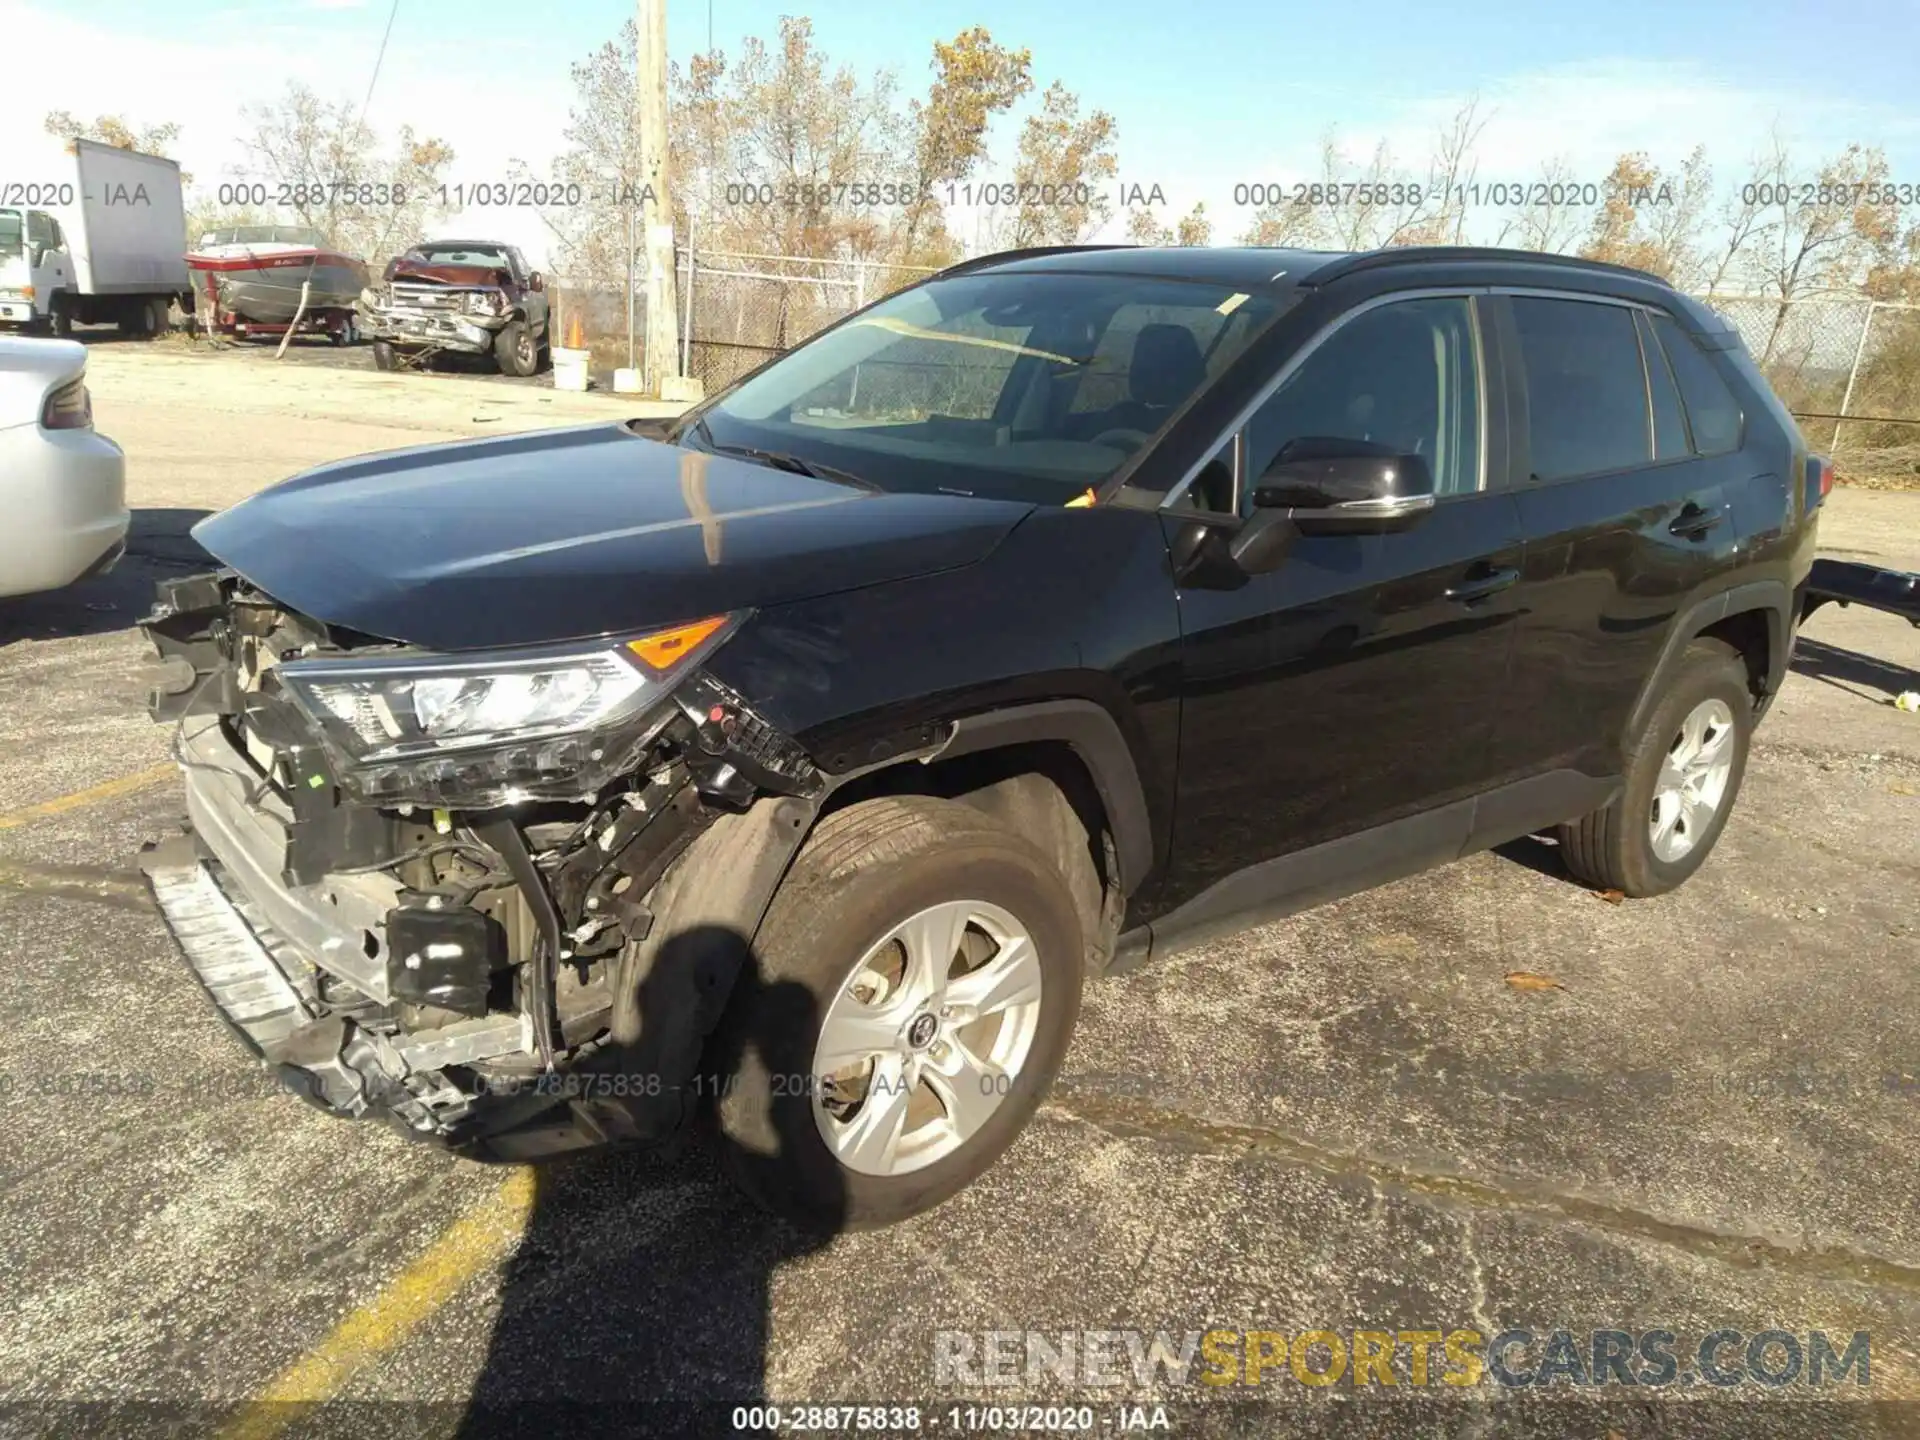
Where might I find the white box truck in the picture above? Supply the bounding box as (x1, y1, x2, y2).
(0, 139, 190, 336)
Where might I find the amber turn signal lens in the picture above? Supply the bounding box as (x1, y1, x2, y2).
(627, 616, 729, 670)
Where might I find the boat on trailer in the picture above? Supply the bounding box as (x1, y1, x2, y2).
(185, 225, 371, 341)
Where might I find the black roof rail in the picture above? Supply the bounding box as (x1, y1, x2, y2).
(1303, 246, 1669, 288)
(931, 244, 1136, 280)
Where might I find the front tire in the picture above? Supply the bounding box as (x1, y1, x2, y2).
(710, 796, 1084, 1229)
(494, 320, 539, 377)
(1559, 639, 1752, 896)
(372, 339, 398, 371)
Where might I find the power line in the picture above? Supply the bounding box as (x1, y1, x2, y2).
(357, 0, 402, 132)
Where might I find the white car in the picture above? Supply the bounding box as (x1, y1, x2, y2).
(0, 337, 127, 598)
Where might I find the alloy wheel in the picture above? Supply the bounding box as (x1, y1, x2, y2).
(1649, 697, 1736, 863)
(811, 899, 1044, 1178)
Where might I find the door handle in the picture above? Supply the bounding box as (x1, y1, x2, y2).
(1445, 565, 1520, 605)
(1669, 503, 1726, 539)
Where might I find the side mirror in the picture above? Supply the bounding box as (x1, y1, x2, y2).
(1253, 439, 1435, 535)
(528, 272, 546, 292)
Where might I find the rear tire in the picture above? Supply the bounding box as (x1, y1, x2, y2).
(709, 796, 1084, 1229)
(1558, 639, 1752, 896)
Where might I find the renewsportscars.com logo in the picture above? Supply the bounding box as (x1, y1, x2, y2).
(934, 1328, 1871, 1391)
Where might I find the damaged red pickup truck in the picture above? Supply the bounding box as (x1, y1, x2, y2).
(357, 240, 550, 376)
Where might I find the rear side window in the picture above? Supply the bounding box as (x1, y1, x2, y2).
(1510, 297, 1652, 482)
(1652, 313, 1743, 456)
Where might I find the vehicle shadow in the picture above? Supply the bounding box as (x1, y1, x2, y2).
(1789, 634, 1918, 700)
(457, 924, 845, 1439)
(0, 507, 211, 645)
(1492, 831, 1577, 886)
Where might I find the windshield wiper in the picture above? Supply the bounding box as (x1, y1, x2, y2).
(685, 416, 878, 491)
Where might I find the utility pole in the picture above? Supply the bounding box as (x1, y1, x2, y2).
(636, 0, 681, 396)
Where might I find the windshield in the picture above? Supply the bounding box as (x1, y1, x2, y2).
(0, 211, 23, 260)
(690, 271, 1283, 503)
(410, 246, 511, 267)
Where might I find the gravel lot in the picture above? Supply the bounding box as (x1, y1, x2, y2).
(1, 344, 1917, 1436)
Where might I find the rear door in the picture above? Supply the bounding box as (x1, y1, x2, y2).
(1488, 292, 1749, 785)
(1157, 292, 1525, 911)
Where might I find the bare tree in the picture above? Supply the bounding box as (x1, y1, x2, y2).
(1701, 154, 1770, 299)
(1126, 206, 1171, 246)
(902, 28, 1032, 260)
(1239, 100, 1485, 252)
(1743, 138, 1896, 360)
(239, 83, 454, 261)
(1417, 96, 1490, 246)
(1175, 202, 1212, 248)
(45, 110, 189, 182)
(1003, 83, 1119, 247)
(1126, 201, 1209, 247)
(1501, 156, 1586, 253)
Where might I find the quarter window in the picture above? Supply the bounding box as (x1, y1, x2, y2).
(1510, 296, 1652, 482)
(1240, 296, 1482, 502)
(1652, 312, 1743, 456)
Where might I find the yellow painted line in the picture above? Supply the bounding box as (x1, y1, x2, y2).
(219, 1169, 536, 1440)
(0, 763, 175, 831)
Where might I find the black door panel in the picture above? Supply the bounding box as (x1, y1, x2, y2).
(1498, 464, 1745, 783)
(1487, 293, 1752, 785)
(1158, 489, 1524, 915)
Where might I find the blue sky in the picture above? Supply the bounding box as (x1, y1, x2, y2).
(4, 0, 1915, 267)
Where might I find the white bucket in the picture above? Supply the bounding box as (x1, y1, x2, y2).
(552, 347, 591, 392)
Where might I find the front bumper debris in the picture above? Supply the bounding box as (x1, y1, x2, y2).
(139, 570, 828, 1161)
(357, 305, 504, 354)
(143, 847, 522, 1134)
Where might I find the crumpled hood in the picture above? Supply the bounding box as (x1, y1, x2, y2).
(388, 260, 510, 288)
(193, 423, 1034, 651)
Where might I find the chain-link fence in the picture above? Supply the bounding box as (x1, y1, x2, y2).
(553, 261, 1920, 490)
(546, 275, 647, 375)
(674, 250, 938, 395)
(1692, 294, 1920, 484)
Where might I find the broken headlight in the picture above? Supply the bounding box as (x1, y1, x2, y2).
(275, 614, 741, 808)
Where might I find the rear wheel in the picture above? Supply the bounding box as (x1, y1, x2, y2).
(709, 796, 1084, 1229)
(1559, 639, 1752, 896)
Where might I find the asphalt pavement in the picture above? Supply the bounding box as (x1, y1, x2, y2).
(2, 355, 1918, 1437)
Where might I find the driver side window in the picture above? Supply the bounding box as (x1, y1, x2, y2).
(1242, 296, 1482, 507)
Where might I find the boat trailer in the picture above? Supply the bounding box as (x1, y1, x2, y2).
(193, 271, 360, 347)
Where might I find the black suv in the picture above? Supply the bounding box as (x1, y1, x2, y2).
(140, 245, 1821, 1227)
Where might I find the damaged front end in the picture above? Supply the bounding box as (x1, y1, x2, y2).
(138, 570, 821, 1158)
(357, 277, 513, 356)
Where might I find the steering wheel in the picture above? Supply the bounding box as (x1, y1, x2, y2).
(1089, 427, 1153, 453)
